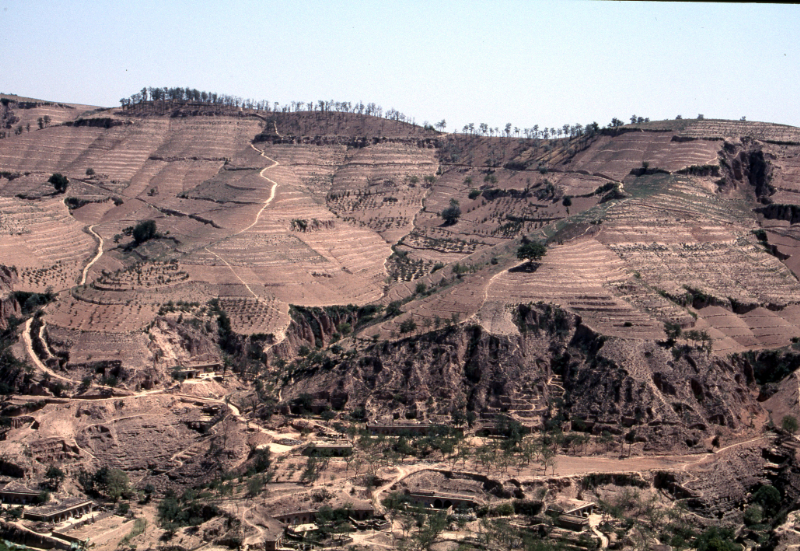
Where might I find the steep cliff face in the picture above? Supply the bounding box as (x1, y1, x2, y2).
(0, 265, 20, 330)
(564, 329, 759, 450)
(717, 139, 775, 201)
(277, 304, 761, 451)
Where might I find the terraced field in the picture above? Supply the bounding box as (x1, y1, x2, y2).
(678, 120, 800, 142)
(0, 94, 97, 130)
(2, 103, 800, 386)
(326, 142, 438, 242)
(570, 132, 720, 181)
(0, 196, 96, 290)
(486, 238, 667, 339)
(218, 295, 289, 335)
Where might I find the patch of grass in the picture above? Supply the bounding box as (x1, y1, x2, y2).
(118, 518, 147, 548)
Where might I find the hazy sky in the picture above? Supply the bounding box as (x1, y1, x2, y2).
(2, 1, 799, 130)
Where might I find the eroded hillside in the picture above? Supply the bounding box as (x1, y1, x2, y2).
(2, 97, 800, 550)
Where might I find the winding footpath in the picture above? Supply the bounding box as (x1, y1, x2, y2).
(241, 143, 279, 233)
(22, 318, 77, 383)
(79, 224, 104, 286)
(204, 143, 280, 300)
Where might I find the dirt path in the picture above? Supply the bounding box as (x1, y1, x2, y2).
(22, 318, 77, 383)
(241, 144, 279, 233)
(37, 320, 55, 360)
(203, 246, 259, 299)
(589, 513, 608, 548)
(204, 143, 279, 300)
(241, 504, 265, 547)
(712, 435, 768, 455)
(373, 464, 434, 513)
(79, 224, 104, 285)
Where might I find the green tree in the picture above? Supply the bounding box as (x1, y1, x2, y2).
(415, 511, 447, 550)
(695, 526, 741, 551)
(246, 475, 265, 496)
(386, 301, 402, 317)
(45, 466, 65, 490)
(95, 467, 131, 501)
(441, 199, 461, 225)
(753, 484, 781, 517)
(664, 321, 682, 342)
(300, 457, 319, 483)
(782, 415, 798, 434)
(132, 220, 157, 244)
(517, 238, 547, 264)
(49, 173, 69, 193)
(399, 318, 417, 333)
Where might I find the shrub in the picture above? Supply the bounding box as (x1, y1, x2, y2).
(782, 415, 798, 434)
(157, 489, 219, 530)
(349, 406, 367, 421)
(490, 503, 515, 516)
(744, 504, 763, 526)
(695, 526, 741, 551)
(468, 189, 481, 199)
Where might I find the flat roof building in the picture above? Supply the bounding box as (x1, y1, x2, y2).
(0, 481, 40, 504)
(24, 498, 94, 523)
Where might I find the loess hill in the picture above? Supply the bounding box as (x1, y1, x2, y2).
(3, 94, 800, 548)
(1, 99, 800, 432)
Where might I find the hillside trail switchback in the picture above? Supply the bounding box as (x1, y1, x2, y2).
(204, 143, 280, 300)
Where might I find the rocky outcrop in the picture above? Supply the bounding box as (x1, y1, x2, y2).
(0, 265, 20, 330)
(717, 140, 775, 201)
(278, 304, 762, 451)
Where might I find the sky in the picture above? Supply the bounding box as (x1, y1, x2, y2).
(2, 1, 799, 131)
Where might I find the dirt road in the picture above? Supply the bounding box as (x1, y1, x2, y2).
(22, 317, 77, 383)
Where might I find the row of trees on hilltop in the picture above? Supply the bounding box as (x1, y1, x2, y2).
(119, 89, 671, 141)
(119, 87, 424, 125)
(460, 121, 603, 140)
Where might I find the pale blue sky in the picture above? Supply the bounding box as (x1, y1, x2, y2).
(2, 1, 799, 130)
